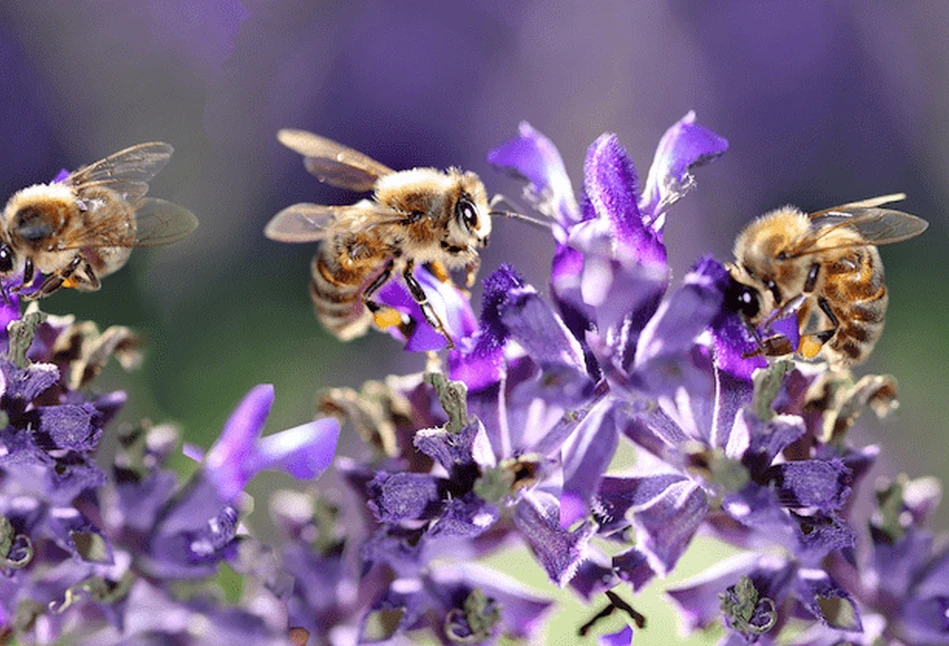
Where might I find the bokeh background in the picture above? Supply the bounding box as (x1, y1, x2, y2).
(2, 2, 948, 643)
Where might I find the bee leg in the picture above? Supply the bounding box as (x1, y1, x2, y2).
(403, 262, 454, 349)
(429, 260, 451, 283)
(362, 260, 408, 332)
(82, 260, 101, 290)
(27, 255, 83, 300)
(10, 258, 35, 295)
(464, 256, 480, 288)
(797, 297, 838, 359)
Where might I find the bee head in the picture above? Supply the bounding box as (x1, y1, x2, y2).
(454, 193, 491, 248)
(724, 275, 761, 320)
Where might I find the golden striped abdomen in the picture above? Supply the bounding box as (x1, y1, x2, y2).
(308, 232, 390, 341)
(821, 245, 887, 367)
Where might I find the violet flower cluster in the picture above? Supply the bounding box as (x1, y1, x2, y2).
(2, 113, 946, 645)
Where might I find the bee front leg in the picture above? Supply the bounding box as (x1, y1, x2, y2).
(464, 255, 480, 288)
(26, 254, 84, 300)
(403, 261, 454, 349)
(10, 258, 35, 295)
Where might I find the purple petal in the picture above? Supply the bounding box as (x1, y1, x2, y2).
(204, 384, 274, 499)
(488, 121, 580, 239)
(52, 168, 70, 183)
(902, 595, 949, 644)
(514, 491, 594, 586)
(251, 417, 339, 480)
(795, 568, 862, 631)
(367, 472, 441, 523)
(767, 459, 851, 512)
(1, 361, 59, 401)
(46, 506, 114, 564)
(794, 512, 856, 565)
(599, 625, 634, 646)
(711, 311, 767, 381)
(429, 494, 499, 538)
(640, 111, 729, 222)
(377, 266, 478, 352)
(594, 473, 690, 535)
(414, 419, 494, 473)
(628, 478, 708, 575)
(569, 551, 619, 601)
(636, 256, 729, 365)
(613, 547, 656, 592)
(560, 398, 618, 527)
(584, 134, 664, 265)
(35, 404, 100, 451)
(114, 471, 178, 532)
(739, 412, 806, 477)
(449, 265, 519, 390)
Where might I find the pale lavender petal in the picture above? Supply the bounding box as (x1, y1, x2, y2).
(1, 362, 59, 401)
(593, 473, 689, 535)
(640, 111, 729, 222)
(251, 417, 339, 480)
(569, 551, 618, 601)
(514, 491, 594, 586)
(488, 121, 581, 238)
(204, 384, 274, 499)
(767, 459, 851, 512)
(629, 478, 708, 575)
(794, 512, 856, 565)
(560, 398, 618, 527)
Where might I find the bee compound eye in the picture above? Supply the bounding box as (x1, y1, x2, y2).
(456, 198, 479, 232)
(725, 278, 761, 319)
(0, 245, 14, 273)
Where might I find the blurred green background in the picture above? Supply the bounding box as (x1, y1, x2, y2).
(2, 2, 948, 643)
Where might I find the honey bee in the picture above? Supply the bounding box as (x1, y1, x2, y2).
(725, 194, 928, 368)
(265, 129, 493, 348)
(0, 142, 197, 300)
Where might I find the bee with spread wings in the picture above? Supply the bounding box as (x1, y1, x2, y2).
(726, 193, 929, 367)
(266, 129, 493, 347)
(0, 142, 198, 300)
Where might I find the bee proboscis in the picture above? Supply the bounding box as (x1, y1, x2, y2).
(725, 193, 928, 368)
(265, 129, 494, 348)
(0, 142, 198, 300)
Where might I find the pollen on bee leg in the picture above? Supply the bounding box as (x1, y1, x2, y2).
(798, 335, 824, 359)
(62, 277, 80, 289)
(373, 307, 405, 330)
(429, 260, 451, 283)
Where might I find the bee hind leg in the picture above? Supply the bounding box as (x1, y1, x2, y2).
(402, 262, 454, 349)
(24, 254, 85, 300)
(362, 260, 409, 332)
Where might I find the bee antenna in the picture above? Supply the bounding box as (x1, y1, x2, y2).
(488, 193, 551, 229)
(489, 209, 551, 230)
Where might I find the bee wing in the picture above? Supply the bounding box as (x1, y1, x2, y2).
(278, 129, 395, 192)
(67, 142, 175, 204)
(785, 195, 929, 258)
(48, 198, 197, 251)
(264, 201, 403, 243)
(132, 198, 199, 247)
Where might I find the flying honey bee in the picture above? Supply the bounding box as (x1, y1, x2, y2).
(265, 129, 494, 348)
(725, 194, 928, 368)
(0, 142, 197, 300)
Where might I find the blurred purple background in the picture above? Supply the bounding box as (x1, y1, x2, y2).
(1, 2, 948, 523)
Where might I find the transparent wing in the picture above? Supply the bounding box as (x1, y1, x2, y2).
(278, 129, 394, 192)
(264, 201, 403, 243)
(67, 142, 174, 204)
(785, 195, 929, 258)
(133, 198, 199, 247)
(51, 198, 197, 250)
